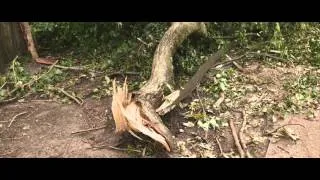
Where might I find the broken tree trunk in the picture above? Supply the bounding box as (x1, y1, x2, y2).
(112, 22, 226, 152)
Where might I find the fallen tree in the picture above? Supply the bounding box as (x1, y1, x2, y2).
(112, 22, 226, 152)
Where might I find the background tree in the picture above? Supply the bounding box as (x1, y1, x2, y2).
(0, 22, 26, 73)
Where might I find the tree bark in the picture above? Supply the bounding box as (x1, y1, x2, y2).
(138, 22, 207, 108)
(20, 22, 39, 59)
(0, 23, 27, 73)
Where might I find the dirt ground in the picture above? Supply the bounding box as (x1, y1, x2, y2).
(1, 61, 320, 158)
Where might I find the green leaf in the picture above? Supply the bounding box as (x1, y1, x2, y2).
(0, 89, 7, 97)
(219, 82, 227, 91)
(54, 69, 63, 75)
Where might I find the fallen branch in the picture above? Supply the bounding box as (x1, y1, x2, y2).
(7, 60, 58, 97)
(8, 111, 28, 128)
(71, 125, 107, 135)
(239, 110, 252, 158)
(56, 88, 83, 105)
(156, 49, 225, 115)
(156, 53, 246, 116)
(228, 119, 245, 158)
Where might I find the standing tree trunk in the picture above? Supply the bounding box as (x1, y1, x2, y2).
(0, 22, 27, 73)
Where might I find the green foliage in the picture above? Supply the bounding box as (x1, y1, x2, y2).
(204, 68, 235, 97)
(185, 98, 228, 132)
(25, 22, 320, 111)
(31, 22, 169, 79)
(30, 22, 320, 83)
(0, 57, 31, 100)
(0, 57, 68, 101)
(283, 70, 320, 112)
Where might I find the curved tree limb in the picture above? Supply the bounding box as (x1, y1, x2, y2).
(138, 22, 207, 108)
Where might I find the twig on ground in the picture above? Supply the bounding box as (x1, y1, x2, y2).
(264, 139, 271, 157)
(71, 125, 107, 135)
(215, 137, 228, 158)
(232, 61, 246, 72)
(7, 111, 28, 128)
(247, 52, 288, 62)
(107, 71, 140, 77)
(137, 38, 151, 47)
(108, 146, 142, 153)
(53, 65, 87, 71)
(0, 81, 7, 90)
(214, 92, 225, 108)
(228, 119, 245, 158)
(239, 110, 253, 158)
(56, 88, 83, 105)
(30, 99, 57, 103)
(277, 146, 290, 154)
(264, 123, 306, 135)
(142, 147, 147, 157)
(213, 54, 246, 69)
(0, 97, 17, 105)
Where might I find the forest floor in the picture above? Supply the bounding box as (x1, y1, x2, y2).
(1, 57, 320, 158)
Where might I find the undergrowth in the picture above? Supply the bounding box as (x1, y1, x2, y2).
(2, 22, 320, 132)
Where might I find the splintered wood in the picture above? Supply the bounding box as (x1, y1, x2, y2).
(111, 78, 171, 151)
